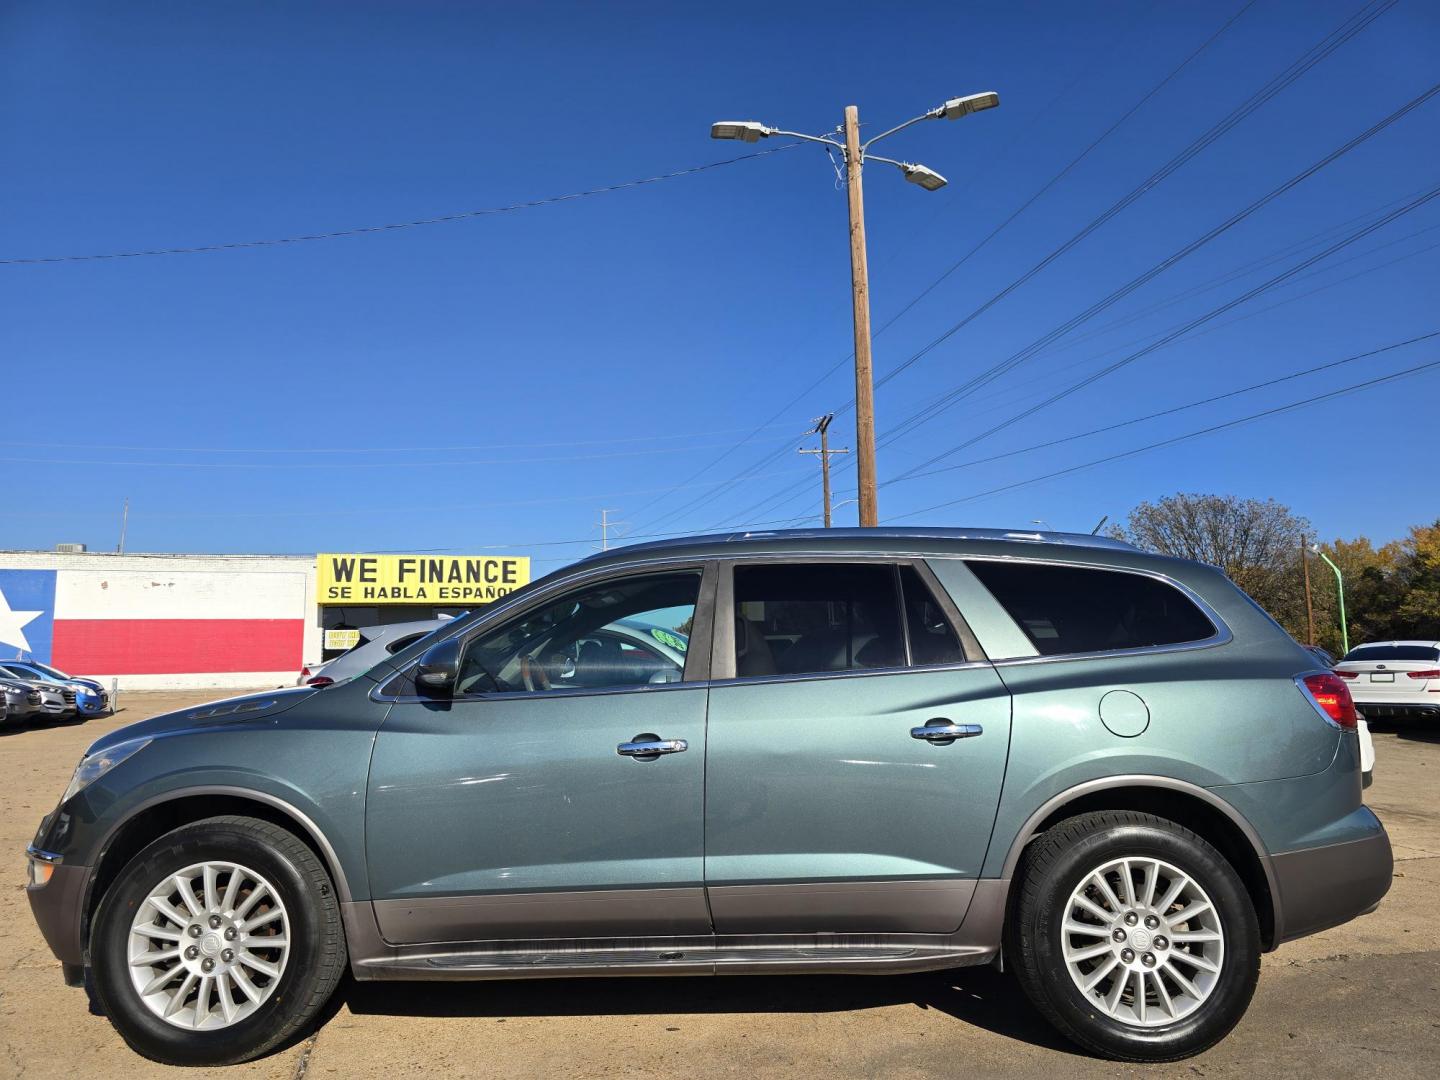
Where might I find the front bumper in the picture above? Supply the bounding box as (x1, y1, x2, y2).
(26, 849, 89, 968)
(1272, 810, 1393, 944)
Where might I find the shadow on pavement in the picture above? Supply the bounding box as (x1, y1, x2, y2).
(339, 966, 1079, 1054)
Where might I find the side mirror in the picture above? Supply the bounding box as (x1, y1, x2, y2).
(415, 638, 462, 697)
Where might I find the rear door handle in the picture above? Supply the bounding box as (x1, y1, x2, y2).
(617, 734, 689, 759)
(910, 720, 983, 744)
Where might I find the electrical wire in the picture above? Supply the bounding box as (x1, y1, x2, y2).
(0, 145, 800, 266)
(887, 181, 1440, 482)
(629, 0, 1393, 533)
(628, 0, 1261, 532)
(867, 0, 1399, 398)
(708, 211, 1440, 528)
(885, 354, 1440, 521)
(888, 331, 1440, 485)
(878, 78, 1440, 452)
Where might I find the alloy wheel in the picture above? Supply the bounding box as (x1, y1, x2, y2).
(126, 860, 291, 1030)
(1060, 856, 1225, 1028)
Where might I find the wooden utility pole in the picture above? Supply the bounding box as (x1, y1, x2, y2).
(799, 414, 850, 527)
(843, 105, 879, 527)
(1301, 535, 1316, 645)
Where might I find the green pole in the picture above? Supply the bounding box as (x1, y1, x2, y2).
(1311, 546, 1349, 655)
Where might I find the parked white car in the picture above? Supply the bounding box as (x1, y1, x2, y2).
(1335, 640, 1440, 723)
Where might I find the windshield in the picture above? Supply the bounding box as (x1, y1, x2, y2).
(21, 660, 68, 679)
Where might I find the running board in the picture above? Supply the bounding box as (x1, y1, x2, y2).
(353, 942, 994, 981)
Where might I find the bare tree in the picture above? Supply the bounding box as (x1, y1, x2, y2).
(1112, 494, 1311, 636)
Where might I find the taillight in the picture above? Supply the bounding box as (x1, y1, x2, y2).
(1406, 669, 1440, 680)
(1300, 672, 1358, 730)
(300, 666, 311, 678)
(305, 675, 334, 688)
(1335, 669, 1359, 678)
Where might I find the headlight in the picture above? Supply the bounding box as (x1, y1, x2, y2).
(61, 738, 152, 804)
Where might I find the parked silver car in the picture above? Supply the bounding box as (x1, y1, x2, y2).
(1335, 640, 1440, 721)
(0, 665, 76, 721)
(296, 618, 453, 687)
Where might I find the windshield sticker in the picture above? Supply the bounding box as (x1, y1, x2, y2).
(650, 628, 687, 652)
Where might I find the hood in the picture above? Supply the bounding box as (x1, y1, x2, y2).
(84, 685, 319, 756)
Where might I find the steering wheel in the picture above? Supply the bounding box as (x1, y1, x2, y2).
(520, 654, 552, 692)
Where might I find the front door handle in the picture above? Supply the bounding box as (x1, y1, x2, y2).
(617, 733, 689, 759)
(910, 720, 983, 744)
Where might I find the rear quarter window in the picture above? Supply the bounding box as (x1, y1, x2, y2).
(966, 560, 1217, 657)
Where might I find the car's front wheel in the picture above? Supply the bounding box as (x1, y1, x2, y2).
(1007, 810, 1261, 1062)
(90, 815, 346, 1066)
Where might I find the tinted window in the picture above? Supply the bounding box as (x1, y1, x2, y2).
(733, 563, 904, 677)
(899, 565, 966, 666)
(967, 560, 1216, 657)
(456, 571, 699, 694)
(1342, 644, 1440, 662)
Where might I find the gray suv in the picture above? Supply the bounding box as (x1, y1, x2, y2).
(25, 528, 1390, 1066)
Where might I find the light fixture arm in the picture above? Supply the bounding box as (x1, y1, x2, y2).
(768, 128, 845, 150)
(861, 111, 935, 151)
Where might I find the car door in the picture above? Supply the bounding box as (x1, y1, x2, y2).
(365, 563, 716, 945)
(703, 558, 1012, 934)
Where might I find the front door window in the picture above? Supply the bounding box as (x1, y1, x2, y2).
(457, 571, 700, 694)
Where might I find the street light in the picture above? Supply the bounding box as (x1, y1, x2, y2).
(711, 91, 1000, 526)
(1309, 543, 1350, 655)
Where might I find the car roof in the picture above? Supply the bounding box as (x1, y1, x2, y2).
(568, 526, 1162, 574)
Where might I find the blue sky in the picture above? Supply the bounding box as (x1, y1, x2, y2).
(3, 0, 1436, 567)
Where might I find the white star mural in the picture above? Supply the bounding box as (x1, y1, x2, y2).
(0, 583, 43, 653)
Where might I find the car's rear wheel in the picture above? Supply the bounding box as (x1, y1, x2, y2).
(1007, 810, 1260, 1062)
(90, 815, 346, 1066)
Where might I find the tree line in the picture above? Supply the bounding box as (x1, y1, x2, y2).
(1109, 493, 1440, 657)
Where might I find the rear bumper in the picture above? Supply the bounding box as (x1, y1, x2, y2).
(1356, 700, 1440, 720)
(1272, 811, 1393, 944)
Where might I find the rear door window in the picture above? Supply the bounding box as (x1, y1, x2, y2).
(966, 560, 1216, 657)
(899, 565, 966, 666)
(733, 563, 905, 677)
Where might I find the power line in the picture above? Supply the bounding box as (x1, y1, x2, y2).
(886, 354, 1440, 521)
(887, 331, 1440, 485)
(635, 0, 1393, 534)
(0, 434, 793, 470)
(879, 77, 1440, 454)
(628, 0, 1260, 532)
(887, 181, 1440, 482)
(869, 0, 1262, 347)
(0, 145, 800, 266)
(868, 0, 1399, 397)
(710, 207, 1440, 528)
(0, 420, 798, 456)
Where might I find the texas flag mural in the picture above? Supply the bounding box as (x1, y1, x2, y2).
(0, 567, 305, 679)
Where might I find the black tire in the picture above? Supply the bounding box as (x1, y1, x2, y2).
(1006, 810, 1261, 1062)
(90, 815, 346, 1066)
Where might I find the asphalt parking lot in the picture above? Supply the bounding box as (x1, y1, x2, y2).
(3, 690, 1437, 1079)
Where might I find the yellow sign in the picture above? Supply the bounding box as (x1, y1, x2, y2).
(324, 628, 361, 651)
(318, 553, 530, 606)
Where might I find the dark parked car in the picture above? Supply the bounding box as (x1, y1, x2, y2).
(26, 528, 1388, 1065)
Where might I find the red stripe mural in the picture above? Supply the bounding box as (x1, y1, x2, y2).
(51, 619, 304, 675)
